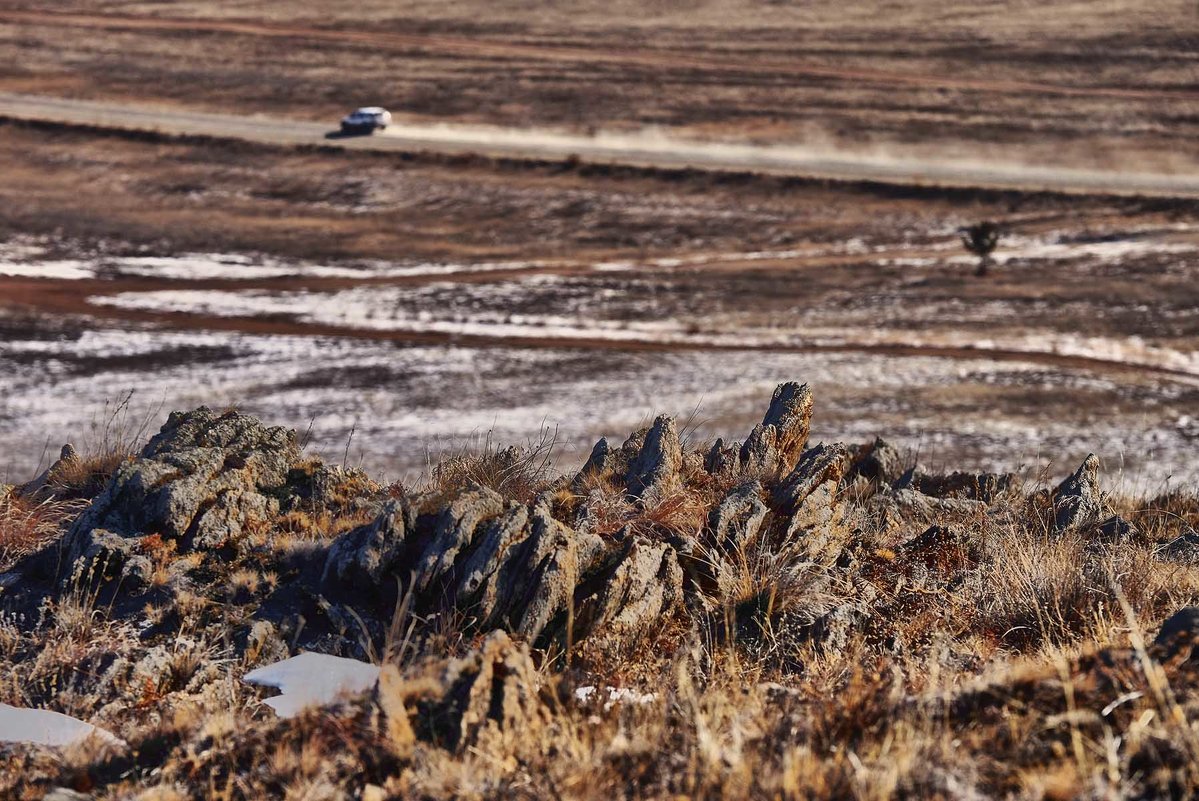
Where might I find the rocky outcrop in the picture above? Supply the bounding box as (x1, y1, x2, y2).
(314, 391, 863, 654)
(322, 498, 416, 586)
(56, 383, 1140, 663)
(625, 415, 682, 503)
(738, 382, 814, 475)
(63, 408, 300, 581)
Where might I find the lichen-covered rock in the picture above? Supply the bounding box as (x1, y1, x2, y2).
(65, 408, 299, 573)
(323, 499, 416, 586)
(191, 489, 278, 550)
(427, 630, 548, 753)
(739, 382, 814, 475)
(708, 481, 768, 552)
(1053, 454, 1106, 534)
(414, 483, 505, 593)
(625, 415, 682, 503)
(573, 534, 683, 651)
(773, 443, 851, 515)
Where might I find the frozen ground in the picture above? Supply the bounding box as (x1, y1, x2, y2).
(2, 312, 1196, 491)
(3, 222, 1197, 491)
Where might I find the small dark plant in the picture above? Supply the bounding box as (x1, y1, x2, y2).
(960, 221, 1001, 277)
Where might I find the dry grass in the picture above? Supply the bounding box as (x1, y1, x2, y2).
(0, 492, 76, 571)
(4, 426, 1199, 800)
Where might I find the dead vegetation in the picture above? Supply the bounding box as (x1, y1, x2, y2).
(2, 387, 1199, 799)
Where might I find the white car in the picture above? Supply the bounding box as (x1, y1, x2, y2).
(340, 107, 392, 134)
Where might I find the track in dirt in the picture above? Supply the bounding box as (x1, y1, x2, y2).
(4, 275, 1197, 387)
(3, 9, 1196, 105)
(3, 92, 1199, 198)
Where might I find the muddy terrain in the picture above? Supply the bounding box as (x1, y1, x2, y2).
(1, 121, 1197, 487)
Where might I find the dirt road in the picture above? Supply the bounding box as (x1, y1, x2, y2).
(3, 92, 1198, 198)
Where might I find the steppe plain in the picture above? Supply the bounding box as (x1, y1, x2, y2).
(0, 1, 1197, 486)
(4, 2, 1199, 800)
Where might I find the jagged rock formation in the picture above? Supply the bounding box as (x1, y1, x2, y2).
(704, 382, 814, 477)
(625, 415, 683, 503)
(61, 407, 371, 587)
(319, 387, 859, 654)
(49, 384, 1142, 663)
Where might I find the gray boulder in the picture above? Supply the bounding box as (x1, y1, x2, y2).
(65, 408, 299, 574)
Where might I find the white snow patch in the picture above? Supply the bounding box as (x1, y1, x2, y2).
(951, 236, 1198, 266)
(0, 261, 96, 280)
(89, 287, 1199, 380)
(244, 652, 381, 718)
(573, 685, 658, 711)
(0, 703, 124, 748)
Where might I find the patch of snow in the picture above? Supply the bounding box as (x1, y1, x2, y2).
(573, 685, 658, 712)
(952, 236, 1197, 266)
(0, 261, 96, 280)
(244, 652, 381, 718)
(0, 703, 124, 748)
(88, 287, 1199, 381)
